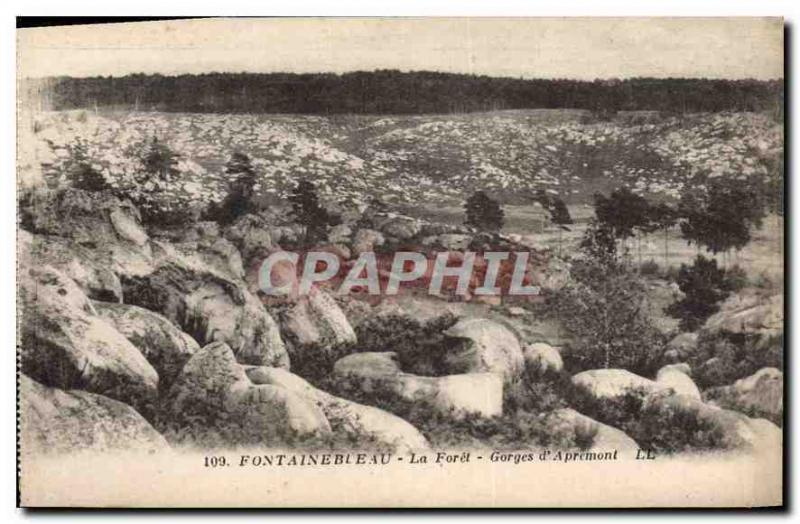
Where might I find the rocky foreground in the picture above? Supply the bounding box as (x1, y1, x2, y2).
(18, 188, 783, 455)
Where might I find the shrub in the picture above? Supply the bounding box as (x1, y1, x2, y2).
(665, 255, 733, 331)
(352, 313, 460, 377)
(550, 254, 666, 375)
(205, 151, 259, 225)
(689, 330, 783, 389)
(568, 386, 730, 454)
(289, 180, 331, 243)
(318, 368, 584, 451)
(464, 191, 504, 232)
(57, 138, 110, 192)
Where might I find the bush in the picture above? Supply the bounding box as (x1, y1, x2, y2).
(464, 191, 504, 232)
(358, 313, 460, 377)
(289, 180, 332, 243)
(205, 151, 259, 225)
(689, 330, 783, 389)
(319, 367, 585, 451)
(665, 255, 732, 331)
(550, 254, 667, 376)
(724, 265, 749, 292)
(568, 386, 730, 454)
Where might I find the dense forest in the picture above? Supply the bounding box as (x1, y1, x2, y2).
(26, 71, 783, 115)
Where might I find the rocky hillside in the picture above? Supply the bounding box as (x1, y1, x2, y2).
(18, 187, 783, 456)
(31, 110, 782, 207)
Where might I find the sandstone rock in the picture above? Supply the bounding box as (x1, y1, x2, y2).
(666, 332, 699, 360)
(122, 257, 288, 368)
(645, 392, 782, 451)
(656, 363, 701, 400)
(442, 318, 525, 382)
(708, 368, 783, 420)
(545, 408, 639, 451)
(19, 375, 167, 455)
(165, 222, 245, 281)
(328, 224, 353, 244)
(165, 342, 329, 441)
(705, 293, 783, 338)
(352, 228, 385, 255)
(21, 234, 123, 302)
(333, 352, 402, 378)
(378, 216, 420, 241)
(421, 234, 471, 251)
(224, 213, 275, 267)
(279, 288, 356, 356)
(19, 266, 159, 416)
(246, 366, 430, 451)
(94, 301, 199, 392)
(523, 343, 564, 373)
(331, 352, 503, 418)
(571, 369, 666, 400)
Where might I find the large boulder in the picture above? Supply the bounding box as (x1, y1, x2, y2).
(571, 369, 666, 400)
(332, 352, 503, 418)
(224, 213, 276, 272)
(122, 255, 289, 368)
(245, 366, 430, 452)
(166, 222, 245, 281)
(20, 232, 123, 302)
(164, 342, 330, 442)
(705, 293, 783, 338)
(19, 375, 167, 455)
(707, 368, 783, 420)
(645, 392, 782, 451)
(545, 408, 638, 452)
(93, 302, 199, 392)
(441, 318, 525, 383)
(656, 363, 701, 400)
(278, 288, 356, 357)
(376, 215, 420, 242)
(523, 342, 564, 374)
(352, 228, 385, 255)
(664, 332, 699, 361)
(19, 266, 159, 417)
(19, 188, 155, 280)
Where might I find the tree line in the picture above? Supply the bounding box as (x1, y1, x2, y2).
(28, 71, 783, 115)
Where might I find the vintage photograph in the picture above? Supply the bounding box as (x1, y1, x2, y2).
(16, 17, 784, 507)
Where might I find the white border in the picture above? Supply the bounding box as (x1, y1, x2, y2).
(2, 1, 794, 519)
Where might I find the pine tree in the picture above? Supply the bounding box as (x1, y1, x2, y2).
(464, 191, 504, 232)
(289, 180, 330, 243)
(209, 151, 258, 225)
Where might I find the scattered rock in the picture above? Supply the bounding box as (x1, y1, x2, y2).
(705, 293, 783, 338)
(645, 392, 782, 451)
(523, 343, 564, 374)
(279, 288, 357, 357)
(94, 301, 199, 392)
(352, 228, 384, 255)
(19, 266, 159, 417)
(246, 366, 430, 451)
(327, 224, 353, 244)
(332, 352, 503, 418)
(442, 318, 525, 382)
(19, 375, 167, 455)
(224, 213, 275, 267)
(122, 256, 288, 368)
(545, 408, 639, 451)
(707, 368, 783, 420)
(571, 369, 666, 400)
(165, 342, 329, 441)
(665, 332, 699, 361)
(656, 363, 701, 400)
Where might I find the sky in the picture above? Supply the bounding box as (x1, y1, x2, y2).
(17, 17, 784, 80)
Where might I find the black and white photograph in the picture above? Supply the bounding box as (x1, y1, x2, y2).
(14, 16, 785, 508)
